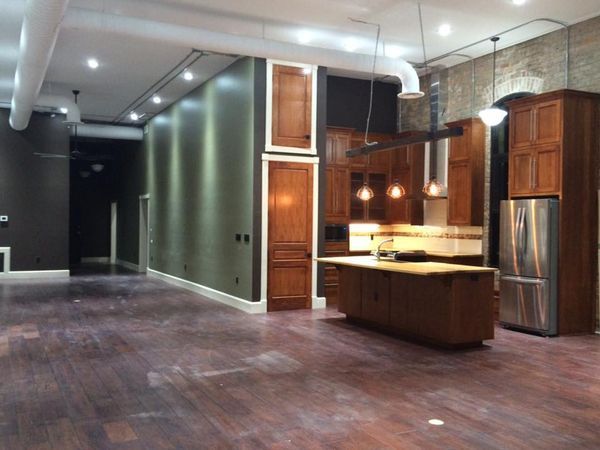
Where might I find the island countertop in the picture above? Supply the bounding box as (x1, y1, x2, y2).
(316, 256, 497, 276)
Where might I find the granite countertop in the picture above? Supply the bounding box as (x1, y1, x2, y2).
(316, 256, 496, 276)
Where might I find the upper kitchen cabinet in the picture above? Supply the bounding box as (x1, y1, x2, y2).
(507, 90, 597, 199)
(326, 127, 352, 166)
(388, 142, 425, 225)
(268, 63, 316, 153)
(445, 118, 485, 226)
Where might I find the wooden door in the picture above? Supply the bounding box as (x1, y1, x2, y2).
(535, 100, 562, 145)
(447, 161, 471, 225)
(272, 65, 312, 149)
(510, 105, 534, 149)
(534, 145, 561, 195)
(268, 162, 313, 311)
(509, 150, 534, 196)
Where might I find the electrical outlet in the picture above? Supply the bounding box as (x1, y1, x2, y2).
(0, 216, 7, 222)
(244, 234, 250, 243)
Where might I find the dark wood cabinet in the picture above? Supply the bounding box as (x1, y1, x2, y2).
(388, 142, 425, 225)
(506, 89, 600, 335)
(271, 64, 312, 149)
(325, 167, 350, 223)
(361, 270, 390, 325)
(324, 241, 348, 305)
(350, 170, 388, 222)
(325, 127, 351, 166)
(445, 118, 485, 226)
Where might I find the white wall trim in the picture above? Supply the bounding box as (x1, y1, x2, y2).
(0, 247, 10, 274)
(81, 257, 110, 264)
(265, 60, 318, 155)
(116, 259, 140, 272)
(261, 156, 321, 309)
(110, 201, 117, 264)
(0, 270, 70, 279)
(138, 194, 150, 273)
(148, 268, 267, 314)
(312, 296, 326, 309)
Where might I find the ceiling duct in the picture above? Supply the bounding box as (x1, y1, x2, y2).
(9, 0, 70, 131)
(62, 7, 423, 98)
(73, 124, 144, 141)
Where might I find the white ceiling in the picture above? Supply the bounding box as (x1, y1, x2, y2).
(1, 0, 600, 124)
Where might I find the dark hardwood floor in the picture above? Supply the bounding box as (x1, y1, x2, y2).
(1, 265, 599, 449)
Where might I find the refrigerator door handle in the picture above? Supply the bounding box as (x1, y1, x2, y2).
(501, 275, 544, 285)
(516, 207, 524, 268)
(521, 208, 528, 257)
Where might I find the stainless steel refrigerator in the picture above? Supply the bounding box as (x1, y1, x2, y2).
(499, 199, 559, 336)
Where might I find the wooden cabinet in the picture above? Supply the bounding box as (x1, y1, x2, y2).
(361, 270, 390, 325)
(506, 89, 600, 335)
(388, 142, 425, 225)
(325, 167, 349, 223)
(326, 127, 351, 166)
(349, 170, 388, 222)
(324, 242, 348, 305)
(271, 64, 312, 149)
(445, 118, 485, 226)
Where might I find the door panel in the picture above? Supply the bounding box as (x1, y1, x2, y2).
(268, 162, 313, 311)
(499, 275, 550, 331)
(361, 270, 390, 324)
(535, 145, 560, 194)
(535, 100, 561, 145)
(272, 65, 312, 149)
(509, 150, 534, 195)
(510, 106, 534, 149)
(447, 161, 471, 225)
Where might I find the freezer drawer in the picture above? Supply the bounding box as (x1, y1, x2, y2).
(499, 275, 555, 334)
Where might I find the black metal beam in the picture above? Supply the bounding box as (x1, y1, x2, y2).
(345, 127, 464, 157)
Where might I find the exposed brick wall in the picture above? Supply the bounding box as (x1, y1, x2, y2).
(400, 15, 600, 328)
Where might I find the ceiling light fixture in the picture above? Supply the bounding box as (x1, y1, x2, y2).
(428, 419, 445, 426)
(478, 37, 507, 126)
(60, 107, 68, 114)
(386, 180, 406, 199)
(152, 94, 162, 104)
(87, 58, 99, 69)
(91, 163, 104, 173)
(130, 111, 139, 121)
(423, 176, 444, 197)
(512, 0, 526, 5)
(298, 30, 312, 44)
(183, 69, 194, 81)
(437, 24, 452, 37)
(343, 38, 359, 52)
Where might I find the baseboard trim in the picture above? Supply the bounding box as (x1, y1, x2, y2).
(0, 270, 70, 279)
(312, 296, 326, 309)
(116, 259, 140, 272)
(147, 268, 267, 314)
(81, 257, 110, 264)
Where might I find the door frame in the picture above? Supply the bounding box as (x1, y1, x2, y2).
(261, 153, 323, 308)
(138, 194, 150, 273)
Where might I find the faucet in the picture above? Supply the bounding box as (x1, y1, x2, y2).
(375, 238, 394, 260)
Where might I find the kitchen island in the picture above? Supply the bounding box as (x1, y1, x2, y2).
(317, 256, 497, 348)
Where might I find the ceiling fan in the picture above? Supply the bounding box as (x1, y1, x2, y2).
(33, 90, 112, 162)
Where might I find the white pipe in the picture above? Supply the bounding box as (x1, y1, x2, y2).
(63, 8, 423, 98)
(9, 0, 70, 131)
(74, 124, 143, 141)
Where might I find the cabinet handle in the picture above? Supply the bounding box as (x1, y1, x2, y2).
(529, 158, 534, 189)
(532, 158, 537, 189)
(304, 134, 311, 140)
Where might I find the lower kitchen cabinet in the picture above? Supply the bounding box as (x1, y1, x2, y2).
(323, 241, 348, 305)
(361, 270, 390, 325)
(338, 267, 362, 317)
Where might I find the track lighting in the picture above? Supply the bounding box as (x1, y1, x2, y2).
(130, 111, 139, 121)
(152, 94, 162, 104)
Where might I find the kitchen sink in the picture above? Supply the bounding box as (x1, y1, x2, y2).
(371, 250, 428, 262)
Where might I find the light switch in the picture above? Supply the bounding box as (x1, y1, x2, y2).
(0, 216, 7, 222)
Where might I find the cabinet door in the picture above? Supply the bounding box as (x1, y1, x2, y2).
(350, 172, 366, 221)
(325, 167, 336, 219)
(325, 134, 336, 165)
(447, 161, 471, 225)
(534, 145, 561, 195)
(349, 136, 368, 168)
(334, 168, 350, 219)
(272, 65, 312, 149)
(535, 100, 562, 145)
(510, 105, 534, 149)
(361, 270, 390, 324)
(448, 125, 470, 161)
(367, 172, 388, 222)
(391, 145, 410, 169)
(338, 267, 362, 316)
(509, 150, 534, 196)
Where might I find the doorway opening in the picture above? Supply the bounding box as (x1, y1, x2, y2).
(488, 91, 533, 267)
(138, 195, 150, 273)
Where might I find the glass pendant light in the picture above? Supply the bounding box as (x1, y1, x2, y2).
(423, 176, 444, 197)
(357, 183, 374, 201)
(479, 36, 507, 126)
(386, 180, 406, 199)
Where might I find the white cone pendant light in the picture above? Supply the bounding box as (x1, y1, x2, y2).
(479, 37, 507, 127)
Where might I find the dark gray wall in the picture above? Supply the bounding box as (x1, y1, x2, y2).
(327, 75, 398, 133)
(0, 110, 70, 270)
(316, 67, 327, 297)
(122, 57, 261, 301)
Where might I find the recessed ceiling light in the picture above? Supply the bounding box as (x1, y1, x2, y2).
(437, 24, 452, 37)
(512, 0, 526, 4)
(87, 58, 99, 69)
(183, 69, 194, 81)
(343, 38, 359, 52)
(152, 94, 162, 104)
(60, 107, 68, 114)
(298, 30, 312, 45)
(428, 419, 445, 426)
(130, 111, 139, 121)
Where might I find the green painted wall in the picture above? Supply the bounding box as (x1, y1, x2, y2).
(142, 57, 260, 301)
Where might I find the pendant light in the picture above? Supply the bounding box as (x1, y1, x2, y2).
(478, 37, 507, 126)
(357, 183, 375, 201)
(423, 177, 444, 197)
(386, 180, 406, 199)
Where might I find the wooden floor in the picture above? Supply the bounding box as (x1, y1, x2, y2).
(1, 265, 599, 449)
